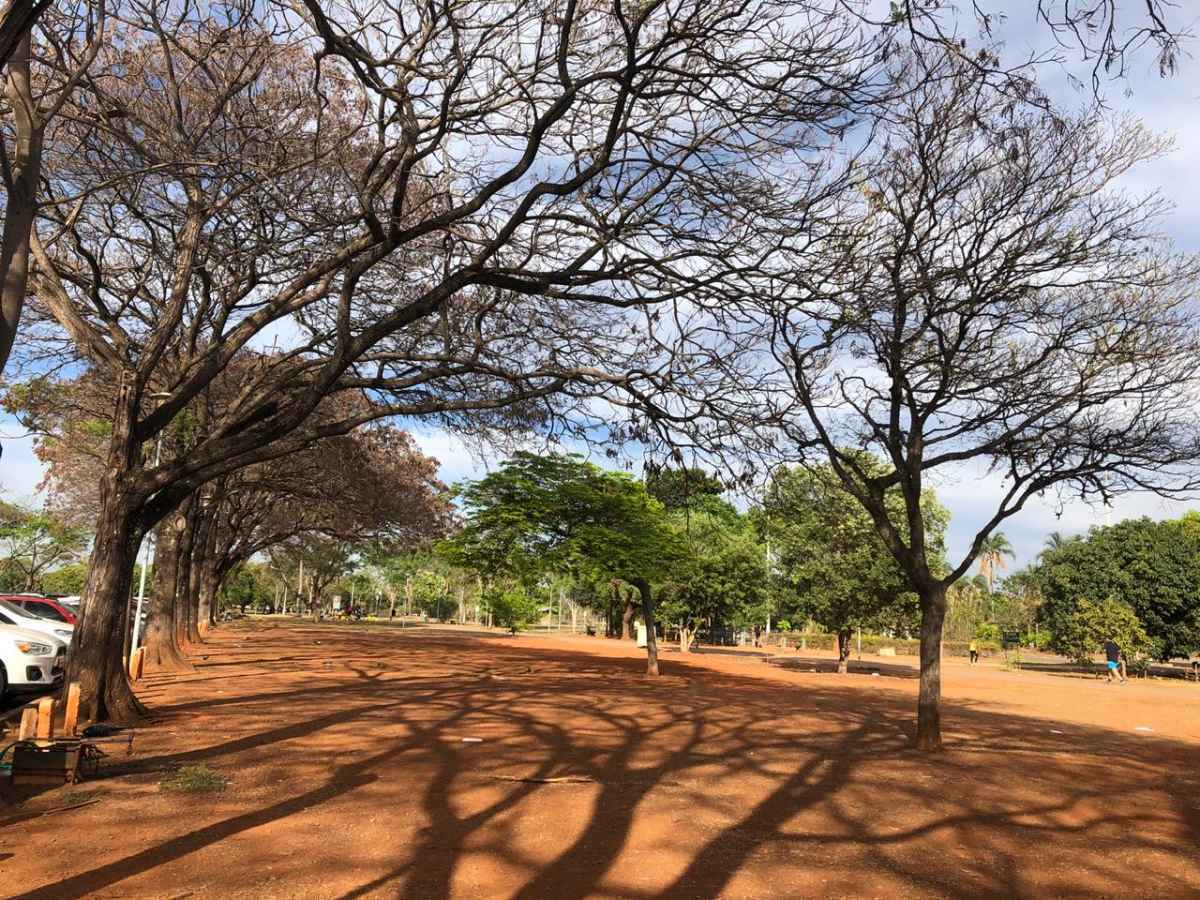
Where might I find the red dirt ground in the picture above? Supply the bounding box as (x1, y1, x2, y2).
(2, 621, 1199, 899)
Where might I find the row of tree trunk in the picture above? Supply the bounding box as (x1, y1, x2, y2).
(141, 495, 220, 672)
(74, 466, 241, 723)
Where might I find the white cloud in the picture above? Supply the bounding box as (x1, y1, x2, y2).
(936, 458, 1198, 571)
(0, 419, 46, 503)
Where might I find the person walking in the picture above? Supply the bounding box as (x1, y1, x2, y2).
(968, 638, 979, 666)
(1104, 638, 1127, 684)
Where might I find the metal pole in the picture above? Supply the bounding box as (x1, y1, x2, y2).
(130, 434, 162, 650)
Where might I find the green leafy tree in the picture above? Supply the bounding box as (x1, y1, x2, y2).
(1035, 516, 1200, 661)
(219, 563, 277, 613)
(482, 584, 542, 634)
(977, 532, 1015, 593)
(658, 509, 768, 652)
(760, 455, 949, 673)
(0, 499, 89, 592)
(644, 466, 726, 513)
(1054, 597, 1156, 673)
(39, 562, 88, 596)
(411, 570, 450, 620)
(442, 452, 682, 674)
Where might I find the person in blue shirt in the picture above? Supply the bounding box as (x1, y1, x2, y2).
(1104, 639, 1126, 684)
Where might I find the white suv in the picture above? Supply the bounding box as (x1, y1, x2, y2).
(0, 625, 67, 699)
(0, 599, 74, 645)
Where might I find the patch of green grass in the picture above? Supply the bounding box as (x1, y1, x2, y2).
(58, 788, 105, 806)
(159, 764, 228, 794)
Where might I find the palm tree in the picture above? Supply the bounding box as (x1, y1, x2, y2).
(977, 532, 1015, 594)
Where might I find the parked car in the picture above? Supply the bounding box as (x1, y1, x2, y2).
(0, 599, 75, 645)
(2, 594, 78, 625)
(0, 624, 67, 699)
(57, 595, 82, 613)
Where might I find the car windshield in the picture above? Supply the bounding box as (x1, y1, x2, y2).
(0, 600, 30, 620)
(24, 602, 67, 622)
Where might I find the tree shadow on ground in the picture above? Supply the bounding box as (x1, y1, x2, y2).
(15, 625, 1200, 899)
(768, 655, 921, 680)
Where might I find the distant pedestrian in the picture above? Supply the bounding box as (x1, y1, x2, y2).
(968, 639, 979, 665)
(1104, 638, 1126, 684)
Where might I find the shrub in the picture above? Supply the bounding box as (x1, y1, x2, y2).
(483, 584, 541, 634)
(1052, 597, 1157, 669)
(1022, 629, 1051, 651)
(975, 622, 1002, 642)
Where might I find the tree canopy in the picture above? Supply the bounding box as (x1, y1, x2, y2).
(1033, 515, 1200, 661)
(759, 456, 949, 670)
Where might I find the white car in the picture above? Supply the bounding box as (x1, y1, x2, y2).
(0, 624, 67, 699)
(0, 599, 75, 645)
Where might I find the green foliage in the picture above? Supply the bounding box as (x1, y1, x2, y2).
(482, 583, 542, 633)
(0, 499, 89, 591)
(39, 562, 88, 596)
(441, 452, 682, 587)
(1034, 515, 1200, 660)
(411, 569, 450, 618)
(658, 508, 768, 633)
(975, 622, 1002, 642)
(644, 466, 725, 513)
(1022, 629, 1051, 651)
(758, 454, 949, 640)
(1053, 597, 1156, 669)
(976, 532, 1015, 591)
(219, 563, 276, 612)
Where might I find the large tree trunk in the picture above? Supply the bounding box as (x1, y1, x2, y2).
(916, 585, 948, 751)
(63, 385, 147, 723)
(143, 516, 189, 671)
(183, 514, 211, 644)
(631, 577, 659, 676)
(836, 628, 852, 674)
(196, 558, 217, 637)
(0, 1, 52, 74)
(680, 623, 694, 653)
(0, 32, 43, 376)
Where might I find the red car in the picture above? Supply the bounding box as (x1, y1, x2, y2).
(1, 595, 78, 625)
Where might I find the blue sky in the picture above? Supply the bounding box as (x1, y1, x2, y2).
(414, 6, 1200, 574)
(4, 2, 1199, 576)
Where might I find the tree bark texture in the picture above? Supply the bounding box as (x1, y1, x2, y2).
(143, 517, 189, 670)
(632, 577, 659, 676)
(0, 32, 43, 375)
(836, 628, 852, 674)
(63, 383, 147, 723)
(917, 585, 948, 751)
(173, 500, 196, 649)
(621, 597, 636, 641)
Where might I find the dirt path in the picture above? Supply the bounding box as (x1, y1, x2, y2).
(3, 621, 1198, 899)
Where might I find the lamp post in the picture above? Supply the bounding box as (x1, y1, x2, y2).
(130, 392, 171, 651)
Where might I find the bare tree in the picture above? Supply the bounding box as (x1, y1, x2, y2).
(18, 0, 878, 721)
(0, 0, 106, 377)
(16, 369, 450, 666)
(885, 1, 1191, 91)
(628, 47, 1200, 750)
